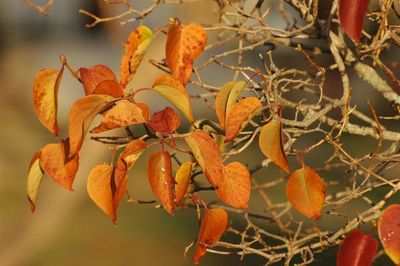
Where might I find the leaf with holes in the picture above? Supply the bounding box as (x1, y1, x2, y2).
(33, 66, 64, 136)
(378, 204, 400, 265)
(259, 121, 290, 174)
(79, 64, 117, 95)
(286, 166, 326, 219)
(193, 208, 228, 264)
(27, 150, 44, 212)
(175, 162, 193, 205)
(166, 18, 207, 84)
(149, 107, 181, 134)
(152, 74, 193, 122)
(120, 25, 153, 87)
(339, 0, 371, 42)
(93, 80, 124, 98)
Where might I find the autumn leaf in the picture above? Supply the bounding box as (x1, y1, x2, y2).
(32, 67, 64, 136)
(185, 130, 223, 187)
(286, 166, 326, 219)
(27, 150, 44, 212)
(93, 80, 124, 98)
(225, 97, 261, 142)
(79, 64, 117, 95)
(120, 25, 153, 87)
(175, 162, 193, 205)
(339, 0, 371, 42)
(378, 204, 400, 265)
(215, 81, 246, 130)
(91, 100, 149, 133)
(193, 208, 228, 264)
(152, 74, 193, 122)
(166, 18, 207, 84)
(147, 151, 175, 214)
(87, 164, 116, 223)
(68, 94, 114, 156)
(40, 139, 79, 191)
(337, 229, 378, 266)
(259, 121, 290, 174)
(216, 162, 250, 209)
(149, 107, 181, 134)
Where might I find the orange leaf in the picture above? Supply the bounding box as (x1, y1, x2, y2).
(166, 18, 207, 84)
(147, 151, 175, 214)
(32, 67, 64, 136)
(87, 164, 116, 223)
(378, 204, 400, 264)
(225, 97, 261, 142)
(215, 81, 246, 129)
(185, 131, 223, 187)
(337, 229, 378, 266)
(79, 64, 117, 95)
(259, 121, 290, 174)
(175, 162, 193, 205)
(40, 139, 79, 191)
(286, 166, 326, 219)
(192, 208, 228, 264)
(27, 150, 44, 212)
(120, 25, 153, 87)
(93, 80, 124, 98)
(149, 107, 181, 134)
(216, 162, 250, 209)
(68, 95, 114, 156)
(152, 74, 193, 122)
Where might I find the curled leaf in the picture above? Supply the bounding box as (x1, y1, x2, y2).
(259, 121, 290, 174)
(93, 80, 124, 98)
(193, 208, 228, 264)
(175, 162, 193, 205)
(79, 64, 117, 95)
(27, 150, 44, 212)
(337, 229, 378, 266)
(149, 107, 181, 134)
(120, 25, 153, 87)
(378, 204, 400, 265)
(286, 166, 326, 219)
(147, 151, 175, 214)
(152, 74, 193, 122)
(166, 18, 207, 84)
(33, 67, 64, 136)
(225, 97, 261, 142)
(339, 0, 371, 42)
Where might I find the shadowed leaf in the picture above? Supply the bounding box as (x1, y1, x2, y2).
(149, 107, 181, 134)
(79, 64, 116, 95)
(339, 0, 371, 42)
(27, 150, 44, 212)
(175, 162, 193, 205)
(378, 204, 400, 265)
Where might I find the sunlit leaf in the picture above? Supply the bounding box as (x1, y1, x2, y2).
(32, 67, 64, 136)
(225, 97, 261, 142)
(185, 130, 223, 187)
(339, 0, 371, 42)
(27, 150, 44, 212)
(91, 100, 149, 133)
(166, 18, 207, 84)
(259, 121, 290, 174)
(215, 81, 246, 129)
(68, 95, 114, 156)
(193, 208, 228, 264)
(79, 64, 117, 95)
(93, 80, 124, 98)
(149, 107, 181, 134)
(286, 166, 326, 219)
(175, 162, 193, 205)
(152, 74, 193, 122)
(337, 229, 378, 266)
(120, 25, 153, 87)
(378, 204, 400, 265)
(147, 151, 175, 214)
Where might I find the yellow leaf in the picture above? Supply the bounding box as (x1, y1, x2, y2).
(175, 162, 193, 205)
(27, 150, 44, 212)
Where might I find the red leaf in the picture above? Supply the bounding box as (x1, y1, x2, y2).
(93, 80, 124, 98)
(149, 107, 181, 134)
(79, 64, 117, 95)
(337, 229, 378, 266)
(378, 204, 400, 264)
(339, 0, 371, 42)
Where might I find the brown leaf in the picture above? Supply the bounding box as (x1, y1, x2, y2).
(339, 0, 371, 42)
(378, 204, 400, 265)
(216, 162, 250, 209)
(120, 25, 153, 87)
(149, 107, 181, 134)
(225, 97, 261, 142)
(79, 64, 117, 95)
(259, 121, 290, 174)
(32, 67, 64, 136)
(91, 100, 149, 133)
(27, 150, 44, 212)
(93, 80, 124, 98)
(40, 139, 79, 191)
(286, 166, 326, 219)
(166, 18, 207, 84)
(68, 95, 114, 156)
(87, 164, 116, 223)
(185, 131, 223, 187)
(175, 162, 193, 205)
(192, 208, 228, 264)
(147, 151, 175, 214)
